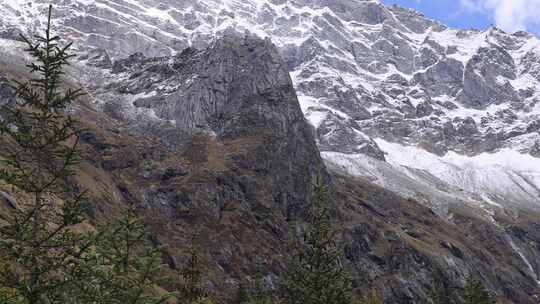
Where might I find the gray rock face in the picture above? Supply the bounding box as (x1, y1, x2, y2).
(79, 48, 112, 69)
(459, 45, 519, 108)
(317, 117, 386, 160)
(91, 34, 325, 219)
(0, 74, 15, 106)
(413, 58, 464, 97)
(101, 35, 302, 133)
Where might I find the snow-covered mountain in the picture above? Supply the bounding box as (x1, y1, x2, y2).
(2, 1, 540, 301)
(1, 0, 540, 214)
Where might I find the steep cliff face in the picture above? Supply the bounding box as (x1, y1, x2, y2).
(89, 35, 325, 219)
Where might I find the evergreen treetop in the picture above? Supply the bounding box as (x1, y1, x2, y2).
(283, 176, 353, 304)
(0, 5, 91, 304)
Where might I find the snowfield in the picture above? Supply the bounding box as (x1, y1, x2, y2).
(323, 139, 540, 213)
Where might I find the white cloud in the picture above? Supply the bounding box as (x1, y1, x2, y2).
(460, 0, 540, 33)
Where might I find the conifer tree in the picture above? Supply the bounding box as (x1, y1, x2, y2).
(79, 205, 170, 304)
(463, 277, 495, 304)
(0, 5, 93, 303)
(283, 176, 353, 304)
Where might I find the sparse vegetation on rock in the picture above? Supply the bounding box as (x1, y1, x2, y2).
(463, 276, 495, 304)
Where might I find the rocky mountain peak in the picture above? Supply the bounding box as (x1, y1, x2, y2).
(2, 0, 539, 213)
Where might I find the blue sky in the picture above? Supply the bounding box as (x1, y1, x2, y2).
(381, 0, 540, 37)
